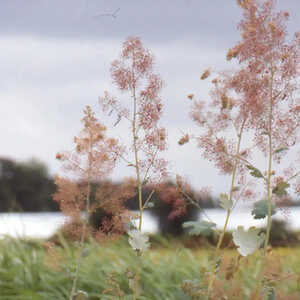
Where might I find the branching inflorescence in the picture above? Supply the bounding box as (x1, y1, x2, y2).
(54, 106, 125, 299)
(51, 2, 299, 299)
(99, 37, 168, 299)
(181, 0, 300, 298)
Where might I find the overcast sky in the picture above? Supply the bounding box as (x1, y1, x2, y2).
(1, 0, 299, 195)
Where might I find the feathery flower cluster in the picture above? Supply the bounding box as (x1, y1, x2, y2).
(100, 37, 168, 185)
(178, 134, 189, 146)
(54, 106, 128, 240)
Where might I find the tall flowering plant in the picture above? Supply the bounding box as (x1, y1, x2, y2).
(188, 69, 254, 296)
(229, 1, 300, 297)
(227, 0, 300, 255)
(100, 37, 168, 299)
(182, 0, 300, 298)
(54, 105, 123, 299)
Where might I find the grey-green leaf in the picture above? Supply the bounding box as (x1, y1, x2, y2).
(145, 202, 154, 208)
(272, 181, 290, 196)
(274, 147, 288, 154)
(219, 193, 233, 210)
(246, 165, 264, 178)
(73, 291, 88, 300)
(251, 200, 276, 219)
(233, 226, 265, 256)
(183, 220, 216, 236)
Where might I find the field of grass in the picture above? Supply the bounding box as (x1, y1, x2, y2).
(0, 235, 299, 299)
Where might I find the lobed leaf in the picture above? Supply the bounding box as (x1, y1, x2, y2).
(183, 220, 216, 237)
(251, 199, 276, 219)
(219, 193, 233, 210)
(128, 230, 150, 253)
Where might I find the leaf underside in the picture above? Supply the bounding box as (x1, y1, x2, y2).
(233, 226, 265, 256)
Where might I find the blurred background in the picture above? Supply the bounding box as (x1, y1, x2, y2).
(0, 0, 299, 239)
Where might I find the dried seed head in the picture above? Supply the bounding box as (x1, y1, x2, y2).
(200, 69, 211, 80)
(56, 153, 64, 160)
(221, 94, 229, 109)
(187, 94, 194, 100)
(178, 134, 189, 145)
(281, 53, 288, 61)
(268, 22, 277, 34)
(226, 47, 239, 61)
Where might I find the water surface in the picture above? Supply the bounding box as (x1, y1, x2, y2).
(0, 207, 299, 239)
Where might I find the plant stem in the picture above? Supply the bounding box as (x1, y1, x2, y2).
(264, 66, 274, 256)
(254, 66, 275, 300)
(131, 72, 143, 300)
(207, 121, 245, 298)
(69, 139, 92, 300)
(132, 84, 143, 231)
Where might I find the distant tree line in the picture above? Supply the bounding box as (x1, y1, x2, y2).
(0, 157, 218, 235)
(1, 157, 299, 236)
(0, 157, 58, 212)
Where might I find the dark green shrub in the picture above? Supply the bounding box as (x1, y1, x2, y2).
(268, 219, 300, 247)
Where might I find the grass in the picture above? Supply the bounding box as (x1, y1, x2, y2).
(0, 235, 299, 299)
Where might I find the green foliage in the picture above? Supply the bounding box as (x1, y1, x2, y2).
(273, 147, 288, 154)
(246, 165, 264, 179)
(272, 181, 290, 197)
(268, 219, 300, 247)
(0, 238, 299, 299)
(182, 221, 216, 237)
(251, 200, 276, 219)
(0, 157, 57, 212)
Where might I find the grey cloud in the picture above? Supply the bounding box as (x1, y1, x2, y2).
(0, 0, 299, 194)
(0, 0, 243, 45)
(1, 1, 298, 43)
(1, 1, 299, 47)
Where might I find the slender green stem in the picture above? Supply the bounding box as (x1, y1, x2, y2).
(69, 139, 92, 300)
(207, 209, 231, 297)
(207, 121, 245, 298)
(254, 66, 275, 300)
(132, 86, 143, 232)
(132, 278, 137, 300)
(286, 170, 300, 182)
(264, 67, 274, 256)
(179, 189, 215, 224)
(142, 189, 155, 210)
(131, 63, 143, 299)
